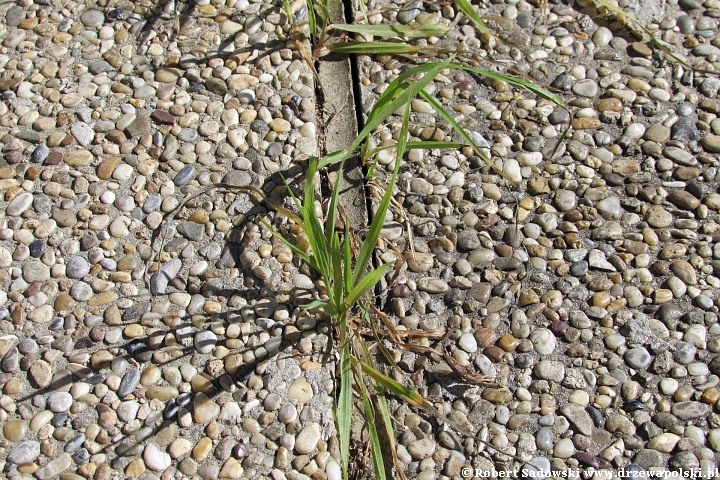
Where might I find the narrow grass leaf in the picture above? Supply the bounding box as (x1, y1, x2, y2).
(326, 159, 344, 250)
(318, 0, 330, 25)
(375, 388, 407, 480)
(406, 140, 463, 150)
(365, 141, 463, 160)
(449, 63, 565, 107)
(549, 124, 571, 161)
(326, 160, 345, 308)
(263, 197, 304, 226)
(318, 149, 348, 169)
(338, 331, 352, 480)
(352, 100, 414, 286)
(343, 224, 352, 295)
(419, 90, 511, 182)
(329, 23, 447, 38)
(455, 0, 491, 35)
(280, 174, 304, 216)
(300, 299, 338, 316)
(305, 0, 316, 35)
(366, 307, 402, 373)
(345, 262, 394, 309)
(356, 370, 387, 480)
(327, 41, 423, 55)
(302, 160, 330, 280)
(318, 59, 450, 168)
(360, 363, 430, 410)
(260, 220, 316, 270)
(347, 59, 449, 160)
(364, 61, 447, 129)
(330, 231, 343, 311)
(282, 0, 292, 23)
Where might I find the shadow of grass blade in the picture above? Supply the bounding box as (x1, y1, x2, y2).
(419, 90, 513, 182)
(328, 23, 447, 38)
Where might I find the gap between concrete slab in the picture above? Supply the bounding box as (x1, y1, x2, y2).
(317, 0, 368, 232)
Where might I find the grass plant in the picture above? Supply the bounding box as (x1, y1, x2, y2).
(262, 51, 562, 477)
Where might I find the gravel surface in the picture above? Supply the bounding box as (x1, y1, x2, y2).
(1, 0, 720, 478)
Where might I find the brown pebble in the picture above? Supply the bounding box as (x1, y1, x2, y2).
(701, 388, 720, 404)
(572, 118, 602, 129)
(17, 463, 38, 474)
(594, 98, 623, 112)
(484, 345, 505, 362)
(105, 130, 127, 144)
(45, 151, 63, 165)
(151, 109, 176, 125)
(629, 41, 653, 57)
(481, 387, 512, 404)
(497, 334, 520, 352)
(4, 377, 21, 394)
(125, 458, 145, 477)
(94, 464, 112, 480)
(474, 328, 498, 348)
(673, 167, 700, 180)
(667, 190, 700, 210)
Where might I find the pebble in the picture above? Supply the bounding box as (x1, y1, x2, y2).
(144, 443, 171, 471)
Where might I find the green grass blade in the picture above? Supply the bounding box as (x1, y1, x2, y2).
(365, 61, 446, 128)
(301, 299, 339, 317)
(320, 60, 448, 170)
(419, 90, 511, 182)
(343, 224, 352, 296)
(330, 230, 343, 311)
(327, 41, 423, 55)
(338, 325, 352, 480)
(318, 0, 330, 24)
(455, 0, 491, 35)
(302, 159, 331, 280)
(326, 159, 345, 308)
(329, 23, 447, 38)
(280, 173, 303, 214)
(360, 362, 430, 409)
(306, 0, 317, 35)
(345, 262, 394, 309)
(260, 220, 316, 270)
(326, 159, 344, 250)
(549, 123, 571, 161)
(364, 141, 463, 160)
(318, 149, 349, 170)
(352, 100, 412, 286)
(282, 0, 292, 22)
(450, 63, 565, 107)
(406, 140, 463, 150)
(356, 368, 388, 480)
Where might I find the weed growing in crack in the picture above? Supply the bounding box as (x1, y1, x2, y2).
(261, 54, 564, 478)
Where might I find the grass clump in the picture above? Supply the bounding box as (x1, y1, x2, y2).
(263, 52, 562, 477)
